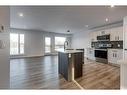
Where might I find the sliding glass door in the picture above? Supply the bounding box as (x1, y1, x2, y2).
(44, 36, 66, 55)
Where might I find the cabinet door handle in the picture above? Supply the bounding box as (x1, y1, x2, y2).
(113, 53, 116, 57)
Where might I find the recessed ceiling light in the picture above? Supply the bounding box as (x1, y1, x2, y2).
(18, 13, 24, 17)
(105, 18, 109, 22)
(85, 25, 89, 27)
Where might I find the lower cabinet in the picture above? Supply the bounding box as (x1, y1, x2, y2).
(124, 50, 127, 59)
(86, 48, 95, 60)
(108, 49, 123, 64)
(58, 52, 83, 81)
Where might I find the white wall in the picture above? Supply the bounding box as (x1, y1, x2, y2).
(0, 7, 10, 88)
(10, 28, 72, 58)
(123, 16, 127, 60)
(72, 31, 90, 49)
(11, 29, 44, 57)
(121, 16, 127, 89)
(72, 30, 91, 57)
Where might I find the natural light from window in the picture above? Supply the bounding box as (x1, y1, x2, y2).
(55, 37, 66, 50)
(10, 33, 24, 55)
(45, 37, 51, 53)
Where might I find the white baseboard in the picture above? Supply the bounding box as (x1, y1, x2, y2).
(44, 53, 58, 56)
(10, 54, 45, 59)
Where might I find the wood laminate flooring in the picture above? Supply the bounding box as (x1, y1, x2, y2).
(10, 56, 120, 89)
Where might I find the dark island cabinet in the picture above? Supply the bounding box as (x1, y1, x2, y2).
(58, 52, 69, 81)
(58, 51, 83, 81)
(74, 53, 83, 78)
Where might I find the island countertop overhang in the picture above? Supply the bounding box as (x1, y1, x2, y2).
(56, 49, 83, 53)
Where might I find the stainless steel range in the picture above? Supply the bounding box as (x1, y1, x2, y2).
(94, 43, 112, 64)
(94, 43, 111, 63)
(95, 49, 108, 63)
(94, 35, 112, 63)
(98, 43, 112, 48)
(92, 34, 123, 63)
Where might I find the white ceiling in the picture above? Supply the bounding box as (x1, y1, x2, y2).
(10, 6, 127, 34)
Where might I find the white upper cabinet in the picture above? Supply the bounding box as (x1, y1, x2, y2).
(110, 27, 123, 41)
(90, 26, 123, 42)
(117, 27, 123, 41)
(99, 29, 111, 36)
(90, 31, 97, 42)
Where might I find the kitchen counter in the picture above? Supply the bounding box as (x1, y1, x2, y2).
(56, 49, 83, 53)
(94, 48, 107, 51)
(57, 49, 83, 81)
(118, 60, 127, 64)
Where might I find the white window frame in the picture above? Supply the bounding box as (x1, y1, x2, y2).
(45, 36, 51, 54)
(55, 36, 66, 50)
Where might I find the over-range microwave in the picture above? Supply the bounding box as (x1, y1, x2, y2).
(97, 34, 110, 41)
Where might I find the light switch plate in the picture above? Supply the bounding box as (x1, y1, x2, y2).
(0, 40, 5, 49)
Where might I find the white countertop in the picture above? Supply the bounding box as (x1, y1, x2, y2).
(118, 60, 127, 64)
(56, 49, 83, 53)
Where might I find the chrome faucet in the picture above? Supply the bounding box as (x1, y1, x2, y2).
(64, 41, 68, 50)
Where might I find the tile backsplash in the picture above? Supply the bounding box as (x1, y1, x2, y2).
(91, 41, 123, 49)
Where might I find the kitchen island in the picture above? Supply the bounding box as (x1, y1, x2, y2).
(57, 49, 84, 81)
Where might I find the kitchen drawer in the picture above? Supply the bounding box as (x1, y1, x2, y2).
(86, 48, 95, 60)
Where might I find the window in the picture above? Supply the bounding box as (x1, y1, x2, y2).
(19, 34, 24, 54)
(10, 33, 24, 55)
(45, 37, 51, 53)
(55, 37, 66, 50)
